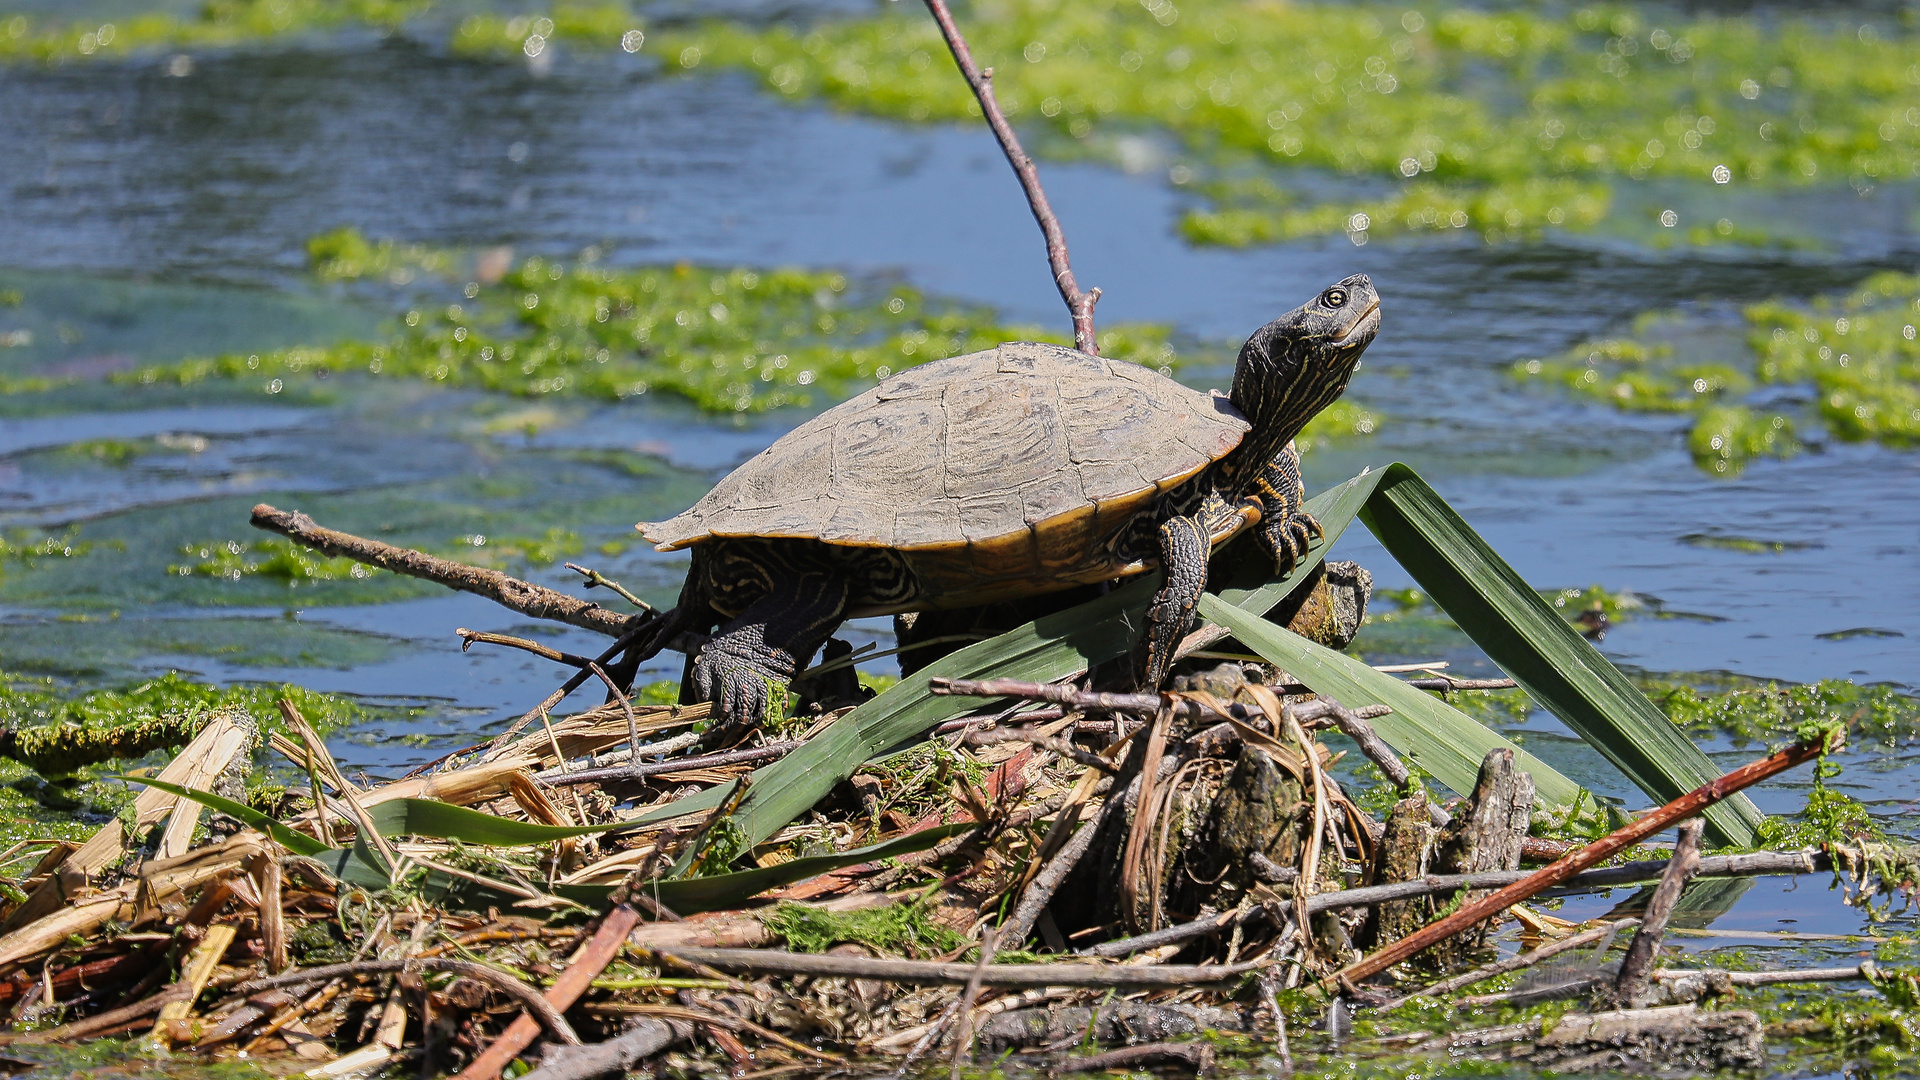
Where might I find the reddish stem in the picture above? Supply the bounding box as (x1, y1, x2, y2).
(921, 0, 1101, 354)
(455, 903, 644, 1080)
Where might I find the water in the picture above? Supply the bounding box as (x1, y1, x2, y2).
(0, 19, 1916, 1025)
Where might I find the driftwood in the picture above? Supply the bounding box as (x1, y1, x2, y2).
(1426, 748, 1534, 966)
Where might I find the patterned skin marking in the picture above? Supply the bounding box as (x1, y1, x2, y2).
(663, 276, 1380, 731)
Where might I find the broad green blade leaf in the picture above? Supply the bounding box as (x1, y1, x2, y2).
(1195, 595, 1585, 809)
(366, 799, 656, 845)
(650, 481, 1371, 869)
(1353, 463, 1760, 846)
(116, 776, 332, 856)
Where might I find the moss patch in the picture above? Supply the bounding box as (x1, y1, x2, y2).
(763, 896, 963, 957)
(1516, 270, 1919, 474)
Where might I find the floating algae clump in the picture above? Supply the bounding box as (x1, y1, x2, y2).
(0, 669, 369, 773)
(654, 1, 1920, 246)
(1516, 271, 1920, 473)
(118, 231, 1381, 445)
(0, 0, 428, 63)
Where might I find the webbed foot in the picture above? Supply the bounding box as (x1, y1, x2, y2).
(692, 628, 794, 742)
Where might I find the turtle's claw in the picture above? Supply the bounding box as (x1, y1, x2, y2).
(1264, 510, 1323, 577)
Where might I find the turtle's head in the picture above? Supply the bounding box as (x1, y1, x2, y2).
(1226, 274, 1380, 480)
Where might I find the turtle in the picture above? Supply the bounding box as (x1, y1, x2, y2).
(633, 274, 1381, 734)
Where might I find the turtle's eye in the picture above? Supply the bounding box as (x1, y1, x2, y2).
(1324, 288, 1348, 308)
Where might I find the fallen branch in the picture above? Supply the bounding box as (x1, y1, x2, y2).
(920, 0, 1098, 352)
(650, 947, 1268, 988)
(1653, 963, 1870, 986)
(251, 504, 640, 639)
(1322, 701, 1449, 828)
(1053, 1042, 1215, 1074)
(1329, 729, 1841, 988)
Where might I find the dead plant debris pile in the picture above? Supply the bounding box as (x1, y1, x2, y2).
(0, 650, 1892, 1078)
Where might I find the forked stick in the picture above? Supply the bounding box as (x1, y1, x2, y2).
(921, 0, 1100, 353)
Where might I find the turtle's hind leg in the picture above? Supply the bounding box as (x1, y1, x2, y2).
(693, 570, 850, 742)
(1132, 515, 1210, 691)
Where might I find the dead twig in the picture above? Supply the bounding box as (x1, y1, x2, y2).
(1611, 819, 1704, 1007)
(459, 629, 594, 668)
(564, 563, 654, 613)
(929, 677, 1391, 729)
(1330, 729, 1841, 988)
(1323, 701, 1449, 829)
(919, 0, 1099, 352)
(948, 927, 1000, 1079)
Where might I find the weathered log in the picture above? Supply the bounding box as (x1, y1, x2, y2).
(1357, 788, 1435, 951)
(1426, 748, 1533, 966)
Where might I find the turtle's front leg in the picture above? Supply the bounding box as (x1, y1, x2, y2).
(1133, 515, 1210, 691)
(694, 571, 849, 741)
(1253, 440, 1321, 576)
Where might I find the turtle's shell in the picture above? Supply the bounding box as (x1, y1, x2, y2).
(641, 342, 1249, 601)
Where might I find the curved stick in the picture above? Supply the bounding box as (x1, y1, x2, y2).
(921, 0, 1100, 353)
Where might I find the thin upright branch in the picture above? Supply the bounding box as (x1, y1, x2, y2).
(921, 0, 1100, 353)
(1612, 818, 1704, 1005)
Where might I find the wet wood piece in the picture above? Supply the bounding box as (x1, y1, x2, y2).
(1358, 789, 1436, 951)
(518, 1018, 690, 1080)
(1610, 818, 1703, 1008)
